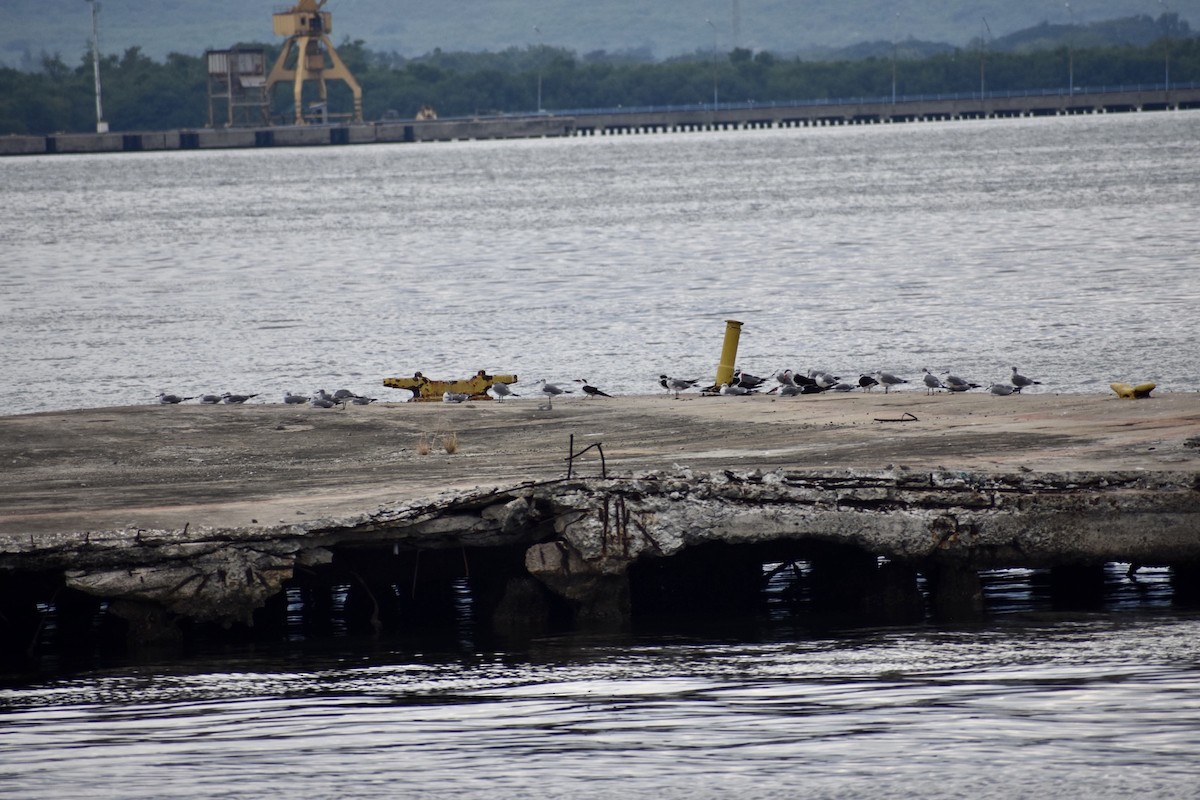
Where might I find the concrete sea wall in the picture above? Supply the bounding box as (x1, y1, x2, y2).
(5, 85, 1198, 157)
(3, 467, 1197, 656)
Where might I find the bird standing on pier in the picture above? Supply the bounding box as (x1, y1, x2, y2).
(660, 375, 700, 398)
(922, 368, 945, 395)
(489, 382, 518, 401)
(1011, 367, 1042, 390)
(283, 392, 308, 404)
(574, 379, 612, 398)
(535, 380, 572, 408)
(988, 383, 1019, 396)
(199, 394, 223, 404)
(875, 371, 909, 393)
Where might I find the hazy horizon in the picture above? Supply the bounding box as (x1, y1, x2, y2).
(7, 0, 1198, 69)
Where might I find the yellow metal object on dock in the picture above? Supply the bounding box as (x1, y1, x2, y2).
(1110, 382, 1156, 399)
(714, 320, 744, 389)
(384, 370, 518, 401)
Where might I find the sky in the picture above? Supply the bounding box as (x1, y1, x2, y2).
(6, 0, 1197, 68)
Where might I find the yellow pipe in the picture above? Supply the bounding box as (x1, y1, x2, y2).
(714, 319, 743, 388)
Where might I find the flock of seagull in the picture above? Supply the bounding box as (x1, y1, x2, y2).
(156, 389, 376, 407)
(656, 366, 1043, 398)
(157, 368, 1041, 407)
(475, 379, 611, 407)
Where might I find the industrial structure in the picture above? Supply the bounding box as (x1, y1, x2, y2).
(265, 0, 363, 125)
(205, 48, 270, 128)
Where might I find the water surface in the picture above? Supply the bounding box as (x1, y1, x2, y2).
(3, 112, 1198, 413)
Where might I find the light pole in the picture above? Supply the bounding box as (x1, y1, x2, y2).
(86, 0, 108, 133)
(891, 12, 899, 105)
(1065, 2, 1075, 96)
(533, 25, 543, 112)
(1159, 0, 1171, 90)
(706, 18, 718, 110)
(979, 16, 992, 99)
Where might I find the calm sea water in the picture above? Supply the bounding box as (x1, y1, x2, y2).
(2, 111, 1199, 413)
(4, 114, 1200, 797)
(2, 567, 1199, 799)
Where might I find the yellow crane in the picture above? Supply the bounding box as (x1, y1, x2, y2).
(266, 0, 363, 125)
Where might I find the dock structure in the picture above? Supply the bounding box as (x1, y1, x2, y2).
(1, 393, 1198, 656)
(4, 85, 1199, 157)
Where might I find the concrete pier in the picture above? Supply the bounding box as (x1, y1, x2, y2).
(4, 85, 1198, 157)
(1, 392, 1198, 657)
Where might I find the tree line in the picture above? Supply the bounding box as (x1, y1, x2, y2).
(1, 32, 1195, 136)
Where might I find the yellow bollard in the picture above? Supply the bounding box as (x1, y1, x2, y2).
(714, 320, 743, 388)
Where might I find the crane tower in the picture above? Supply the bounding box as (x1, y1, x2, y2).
(265, 0, 363, 124)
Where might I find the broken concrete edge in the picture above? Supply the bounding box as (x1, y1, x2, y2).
(4, 466, 1198, 630)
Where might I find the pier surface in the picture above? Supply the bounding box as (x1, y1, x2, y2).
(2, 390, 1199, 649)
(3, 391, 1198, 537)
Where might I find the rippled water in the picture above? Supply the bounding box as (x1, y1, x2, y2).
(3, 565, 1199, 798)
(4, 611, 1200, 799)
(3, 111, 1200, 414)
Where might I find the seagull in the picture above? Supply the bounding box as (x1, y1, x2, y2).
(283, 392, 308, 404)
(659, 375, 700, 398)
(221, 392, 258, 404)
(310, 395, 338, 408)
(875, 371, 909, 394)
(575, 379, 612, 398)
(157, 393, 194, 404)
(775, 369, 799, 389)
(443, 391, 470, 403)
(535, 380, 571, 408)
(988, 383, 1019, 396)
(199, 394, 222, 404)
(779, 383, 825, 396)
(831, 382, 856, 392)
(858, 374, 879, 392)
(350, 395, 377, 405)
(733, 369, 768, 389)
(332, 389, 360, 401)
(719, 383, 756, 396)
(489, 382, 518, 401)
(922, 368, 945, 395)
(809, 370, 840, 389)
(942, 373, 982, 392)
(1011, 367, 1042, 390)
